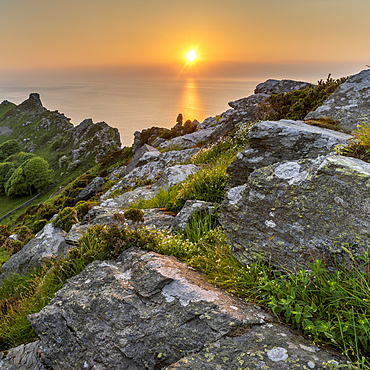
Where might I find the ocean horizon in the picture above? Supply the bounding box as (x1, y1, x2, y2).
(0, 74, 319, 147)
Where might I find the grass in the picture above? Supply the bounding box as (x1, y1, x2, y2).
(338, 122, 370, 163)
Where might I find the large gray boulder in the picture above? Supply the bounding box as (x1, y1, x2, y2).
(124, 144, 159, 175)
(305, 69, 370, 131)
(254, 79, 312, 95)
(227, 120, 352, 187)
(74, 176, 106, 203)
(220, 155, 370, 272)
(1, 223, 67, 276)
(28, 248, 346, 369)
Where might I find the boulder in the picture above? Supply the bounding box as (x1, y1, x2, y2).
(227, 120, 352, 187)
(0, 341, 47, 370)
(125, 144, 160, 175)
(172, 200, 216, 231)
(220, 155, 370, 272)
(1, 223, 67, 277)
(159, 127, 217, 149)
(74, 176, 106, 203)
(254, 79, 312, 95)
(152, 164, 198, 190)
(27, 248, 347, 369)
(305, 69, 370, 131)
(100, 186, 156, 208)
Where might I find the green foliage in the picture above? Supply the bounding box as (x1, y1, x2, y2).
(183, 212, 220, 243)
(19, 152, 36, 165)
(167, 157, 230, 212)
(0, 140, 20, 161)
(52, 200, 97, 232)
(98, 147, 132, 169)
(0, 246, 10, 267)
(0, 162, 15, 193)
(5, 157, 53, 196)
(337, 122, 370, 163)
(258, 75, 348, 121)
(123, 208, 144, 223)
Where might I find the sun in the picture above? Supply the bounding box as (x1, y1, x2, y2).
(186, 50, 197, 62)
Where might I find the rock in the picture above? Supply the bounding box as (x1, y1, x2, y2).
(100, 186, 156, 208)
(124, 144, 160, 175)
(172, 200, 216, 231)
(1, 223, 67, 277)
(167, 323, 346, 369)
(132, 130, 144, 154)
(159, 127, 217, 149)
(0, 341, 47, 370)
(228, 92, 269, 110)
(220, 155, 370, 272)
(102, 149, 199, 199)
(254, 79, 312, 95)
(152, 164, 198, 190)
(151, 136, 166, 147)
(28, 248, 347, 369)
(126, 208, 175, 231)
(305, 70, 370, 132)
(74, 177, 106, 203)
(227, 120, 352, 187)
(17, 93, 45, 112)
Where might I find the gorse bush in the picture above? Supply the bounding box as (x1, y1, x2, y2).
(257, 74, 348, 121)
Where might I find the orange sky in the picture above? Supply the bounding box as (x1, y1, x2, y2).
(0, 0, 369, 78)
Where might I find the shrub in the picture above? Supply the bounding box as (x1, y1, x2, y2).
(123, 208, 144, 223)
(257, 75, 348, 121)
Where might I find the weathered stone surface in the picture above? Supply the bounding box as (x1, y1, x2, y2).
(228, 93, 269, 110)
(1, 223, 67, 276)
(159, 127, 217, 149)
(132, 130, 143, 154)
(28, 247, 272, 369)
(100, 186, 156, 208)
(220, 155, 370, 272)
(101, 148, 199, 199)
(227, 120, 352, 187)
(28, 248, 347, 369)
(152, 164, 198, 190)
(74, 176, 106, 203)
(172, 200, 216, 231)
(168, 323, 346, 369)
(305, 69, 370, 131)
(0, 341, 47, 370)
(254, 79, 312, 95)
(124, 144, 159, 175)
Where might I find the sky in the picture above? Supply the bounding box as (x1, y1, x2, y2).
(0, 0, 369, 79)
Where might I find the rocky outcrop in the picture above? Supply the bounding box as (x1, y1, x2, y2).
(17, 93, 45, 112)
(159, 127, 217, 149)
(305, 69, 370, 131)
(28, 248, 347, 369)
(227, 119, 352, 187)
(1, 223, 67, 277)
(254, 79, 312, 95)
(74, 176, 106, 203)
(172, 200, 216, 231)
(220, 155, 370, 272)
(0, 341, 47, 370)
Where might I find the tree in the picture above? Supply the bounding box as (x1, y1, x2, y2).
(5, 157, 53, 196)
(0, 140, 20, 161)
(0, 162, 15, 193)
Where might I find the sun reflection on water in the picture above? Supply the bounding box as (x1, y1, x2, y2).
(178, 78, 203, 122)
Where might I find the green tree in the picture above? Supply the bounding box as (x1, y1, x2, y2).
(0, 162, 15, 193)
(19, 152, 36, 164)
(5, 157, 53, 196)
(0, 140, 20, 161)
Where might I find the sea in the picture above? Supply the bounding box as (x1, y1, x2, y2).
(0, 76, 259, 146)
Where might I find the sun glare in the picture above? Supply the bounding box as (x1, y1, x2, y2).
(186, 50, 197, 62)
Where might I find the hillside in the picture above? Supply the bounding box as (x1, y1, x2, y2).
(0, 71, 370, 369)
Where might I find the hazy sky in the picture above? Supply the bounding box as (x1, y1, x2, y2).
(1, 0, 369, 78)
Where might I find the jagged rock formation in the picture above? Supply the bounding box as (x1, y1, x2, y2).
(227, 119, 352, 187)
(1, 223, 67, 277)
(254, 79, 312, 95)
(305, 69, 370, 131)
(220, 155, 370, 272)
(74, 176, 106, 203)
(27, 248, 347, 369)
